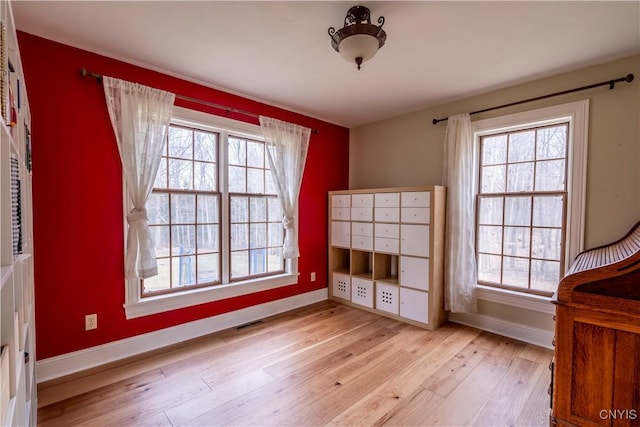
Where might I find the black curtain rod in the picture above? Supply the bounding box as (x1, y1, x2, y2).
(432, 73, 635, 125)
(79, 67, 319, 134)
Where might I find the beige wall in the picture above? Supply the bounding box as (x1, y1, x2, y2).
(349, 55, 640, 340)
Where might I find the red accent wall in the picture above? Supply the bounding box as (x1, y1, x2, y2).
(17, 32, 349, 360)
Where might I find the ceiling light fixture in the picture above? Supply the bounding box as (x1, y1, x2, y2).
(328, 5, 387, 70)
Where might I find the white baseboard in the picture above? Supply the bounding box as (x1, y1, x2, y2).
(36, 288, 328, 383)
(449, 311, 554, 350)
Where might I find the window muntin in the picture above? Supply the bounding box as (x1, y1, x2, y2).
(476, 123, 568, 296)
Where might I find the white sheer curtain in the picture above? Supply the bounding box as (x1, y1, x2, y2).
(103, 77, 175, 280)
(442, 113, 478, 313)
(259, 116, 311, 259)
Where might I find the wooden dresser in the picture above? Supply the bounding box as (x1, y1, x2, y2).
(551, 221, 640, 426)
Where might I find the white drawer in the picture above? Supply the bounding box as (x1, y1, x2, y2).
(374, 223, 399, 239)
(401, 191, 431, 208)
(332, 207, 351, 220)
(352, 222, 373, 236)
(351, 193, 374, 208)
(352, 236, 373, 251)
(331, 221, 350, 248)
(332, 272, 351, 300)
(375, 207, 400, 223)
(401, 207, 430, 224)
(351, 277, 374, 308)
(376, 282, 399, 314)
(331, 194, 351, 208)
(374, 192, 400, 207)
(351, 207, 373, 222)
(375, 237, 399, 254)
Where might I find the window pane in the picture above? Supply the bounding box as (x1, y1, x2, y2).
(531, 260, 560, 293)
(250, 223, 267, 249)
(230, 196, 248, 223)
(172, 225, 196, 255)
(231, 251, 249, 278)
(194, 131, 216, 162)
(231, 223, 249, 250)
(197, 224, 219, 253)
(249, 249, 267, 275)
(535, 159, 565, 191)
(481, 135, 507, 165)
(154, 158, 167, 188)
(171, 194, 195, 224)
(247, 141, 264, 168)
(268, 223, 284, 247)
(228, 166, 246, 192)
(247, 168, 264, 194)
(250, 197, 267, 222)
(268, 198, 282, 222)
(151, 225, 170, 257)
(531, 227, 562, 261)
(502, 256, 529, 288)
(148, 193, 169, 225)
(478, 197, 503, 225)
(197, 253, 219, 284)
(481, 165, 506, 193)
(504, 196, 531, 226)
(478, 225, 502, 255)
(169, 127, 193, 159)
(194, 161, 216, 191)
(507, 162, 534, 192)
(228, 137, 246, 166)
(478, 253, 501, 283)
(537, 126, 567, 160)
(265, 169, 277, 194)
(503, 226, 530, 258)
(508, 130, 535, 162)
(533, 196, 563, 227)
(143, 257, 170, 294)
(268, 247, 283, 272)
(172, 255, 196, 286)
(168, 158, 193, 190)
(197, 195, 219, 224)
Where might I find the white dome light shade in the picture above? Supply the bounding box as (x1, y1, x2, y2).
(338, 34, 381, 65)
(328, 5, 387, 70)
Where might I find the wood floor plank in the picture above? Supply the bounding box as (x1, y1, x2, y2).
(37, 301, 553, 427)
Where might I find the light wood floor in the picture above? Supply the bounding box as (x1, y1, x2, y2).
(37, 301, 553, 426)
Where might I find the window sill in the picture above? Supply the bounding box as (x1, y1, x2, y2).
(476, 285, 555, 315)
(124, 273, 298, 319)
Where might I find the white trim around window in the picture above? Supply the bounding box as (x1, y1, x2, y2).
(123, 107, 298, 319)
(471, 99, 589, 302)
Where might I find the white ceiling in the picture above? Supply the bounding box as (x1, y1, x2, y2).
(12, 1, 640, 128)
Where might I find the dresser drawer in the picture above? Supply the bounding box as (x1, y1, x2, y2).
(376, 282, 399, 314)
(374, 192, 400, 207)
(352, 236, 373, 251)
(332, 207, 350, 220)
(401, 207, 430, 224)
(331, 194, 351, 208)
(375, 207, 400, 223)
(352, 222, 373, 236)
(351, 207, 373, 222)
(351, 277, 374, 308)
(351, 193, 374, 208)
(375, 237, 399, 254)
(401, 191, 430, 208)
(374, 223, 399, 239)
(332, 272, 351, 300)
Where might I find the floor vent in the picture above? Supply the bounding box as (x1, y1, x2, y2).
(234, 320, 263, 330)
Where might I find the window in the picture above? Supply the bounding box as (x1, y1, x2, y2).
(124, 108, 296, 319)
(473, 100, 588, 298)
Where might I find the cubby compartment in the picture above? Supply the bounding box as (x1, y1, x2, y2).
(373, 253, 398, 285)
(330, 247, 350, 275)
(351, 250, 372, 279)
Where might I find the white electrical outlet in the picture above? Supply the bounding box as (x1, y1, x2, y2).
(85, 314, 97, 330)
(311, 272, 316, 282)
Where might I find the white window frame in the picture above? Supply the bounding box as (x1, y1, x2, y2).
(123, 107, 298, 319)
(471, 100, 589, 311)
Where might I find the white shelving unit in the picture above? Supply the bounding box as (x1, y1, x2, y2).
(0, 0, 36, 425)
(328, 186, 447, 330)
